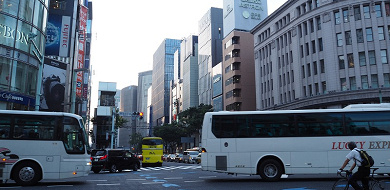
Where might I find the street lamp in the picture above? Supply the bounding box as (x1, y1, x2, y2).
(28, 33, 44, 111)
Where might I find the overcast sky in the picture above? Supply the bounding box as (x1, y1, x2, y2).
(90, 0, 287, 108)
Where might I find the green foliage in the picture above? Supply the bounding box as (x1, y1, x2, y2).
(153, 122, 186, 153)
(128, 132, 143, 153)
(114, 108, 128, 128)
(178, 104, 213, 135)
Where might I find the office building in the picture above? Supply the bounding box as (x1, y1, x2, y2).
(221, 0, 267, 111)
(182, 35, 199, 111)
(198, 7, 224, 107)
(152, 39, 181, 126)
(252, 0, 390, 110)
(137, 70, 152, 136)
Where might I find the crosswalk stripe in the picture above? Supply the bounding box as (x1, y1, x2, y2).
(140, 165, 201, 171)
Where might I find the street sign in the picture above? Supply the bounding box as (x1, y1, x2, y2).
(118, 112, 134, 117)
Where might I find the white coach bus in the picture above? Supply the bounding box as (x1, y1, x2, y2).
(0, 110, 91, 185)
(201, 104, 390, 181)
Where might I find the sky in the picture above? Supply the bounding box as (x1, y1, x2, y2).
(90, 0, 287, 107)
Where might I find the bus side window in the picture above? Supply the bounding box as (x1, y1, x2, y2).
(0, 116, 10, 138)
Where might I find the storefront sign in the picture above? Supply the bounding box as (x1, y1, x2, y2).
(0, 90, 35, 107)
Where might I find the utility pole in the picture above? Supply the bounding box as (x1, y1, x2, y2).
(28, 33, 44, 111)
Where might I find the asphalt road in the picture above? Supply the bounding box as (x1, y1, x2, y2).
(1, 162, 389, 190)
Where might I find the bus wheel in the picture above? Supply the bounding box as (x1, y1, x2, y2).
(12, 161, 41, 186)
(258, 159, 282, 182)
(110, 165, 117, 173)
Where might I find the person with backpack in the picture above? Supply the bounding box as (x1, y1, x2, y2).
(338, 141, 370, 190)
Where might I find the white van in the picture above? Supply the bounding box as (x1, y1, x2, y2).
(183, 150, 199, 164)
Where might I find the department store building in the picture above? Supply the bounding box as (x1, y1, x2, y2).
(252, 0, 390, 110)
(0, 0, 49, 110)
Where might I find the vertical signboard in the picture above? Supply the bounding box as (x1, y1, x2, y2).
(45, 15, 71, 57)
(76, 5, 88, 98)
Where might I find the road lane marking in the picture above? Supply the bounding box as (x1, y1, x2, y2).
(164, 177, 183, 180)
(47, 185, 73, 188)
(127, 179, 146, 181)
(97, 183, 120, 186)
(87, 179, 107, 182)
(184, 180, 204, 183)
(199, 176, 217, 178)
(142, 182, 164, 184)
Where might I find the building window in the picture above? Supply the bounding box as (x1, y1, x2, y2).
(366, 28, 373, 42)
(368, 50, 376, 65)
(356, 29, 364, 43)
(343, 9, 349, 22)
(378, 26, 385, 40)
(345, 31, 352, 45)
(388, 26, 390, 39)
(372, 74, 379, 88)
(359, 52, 366, 66)
(310, 19, 314, 33)
(307, 63, 311, 77)
(384, 73, 390, 87)
(306, 43, 309, 55)
(375, 4, 382, 18)
(292, 70, 294, 82)
(341, 78, 347, 91)
(348, 54, 354, 68)
(316, 16, 321, 30)
(312, 40, 316, 53)
(318, 38, 323, 51)
(350, 77, 356, 90)
(381, 50, 388, 64)
(339, 55, 345, 69)
(354, 6, 361, 21)
(322, 81, 327, 94)
(336, 33, 343, 46)
(320, 59, 325, 73)
(386, 3, 390, 17)
(313, 61, 318, 75)
(334, 11, 341, 25)
(363, 5, 371, 19)
(361, 75, 368, 89)
(298, 25, 302, 38)
(302, 65, 305, 78)
(300, 45, 304, 58)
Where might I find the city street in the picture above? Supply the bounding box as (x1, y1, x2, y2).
(2, 161, 389, 190)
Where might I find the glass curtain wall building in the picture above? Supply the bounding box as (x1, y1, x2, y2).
(152, 38, 181, 126)
(0, 0, 49, 110)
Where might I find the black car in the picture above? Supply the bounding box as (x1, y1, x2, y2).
(90, 149, 140, 173)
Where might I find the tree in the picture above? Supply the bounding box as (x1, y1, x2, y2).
(178, 104, 213, 136)
(153, 123, 186, 153)
(128, 132, 143, 154)
(114, 108, 128, 129)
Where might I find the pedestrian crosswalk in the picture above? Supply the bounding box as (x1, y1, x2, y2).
(139, 165, 201, 171)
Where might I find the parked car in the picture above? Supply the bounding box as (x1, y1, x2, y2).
(90, 149, 140, 173)
(167, 154, 176, 162)
(174, 153, 183, 163)
(195, 153, 201, 164)
(183, 150, 199, 164)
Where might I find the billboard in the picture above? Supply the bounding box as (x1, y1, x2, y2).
(40, 58, 67, 112)
(45, 15, 71, 57)
(76, 5, 88, 98)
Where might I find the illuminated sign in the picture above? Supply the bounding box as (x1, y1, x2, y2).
(0, 90, 35, 106)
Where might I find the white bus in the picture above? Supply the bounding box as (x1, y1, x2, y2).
(201, 104, 390, 181)
(0, 110, 91, 185)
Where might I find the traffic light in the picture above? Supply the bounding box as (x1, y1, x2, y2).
(139, 112, 143, 120)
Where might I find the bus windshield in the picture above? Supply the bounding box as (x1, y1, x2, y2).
(142, 138, 163, 145)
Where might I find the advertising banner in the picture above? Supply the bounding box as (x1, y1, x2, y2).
(76, 5, 88, 98)
(45, 15, 71, 57)
(40, 58, 67, 112)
